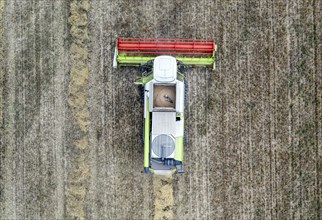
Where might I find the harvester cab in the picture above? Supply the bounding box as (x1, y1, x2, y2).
(113, 37, 216, 175)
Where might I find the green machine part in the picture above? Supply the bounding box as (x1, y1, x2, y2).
(117, 54, 215, 67)
(174, 114, 184, 161)
(144, 97, 150, 169)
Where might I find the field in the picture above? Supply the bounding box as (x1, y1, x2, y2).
(0, 0, 321, 219)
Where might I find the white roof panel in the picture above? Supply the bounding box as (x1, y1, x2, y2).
(153, 56, 177, 82)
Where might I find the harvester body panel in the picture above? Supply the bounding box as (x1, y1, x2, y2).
(142, 56, 184, 174)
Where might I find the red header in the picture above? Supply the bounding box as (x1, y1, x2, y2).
(117, 37, 215, 55)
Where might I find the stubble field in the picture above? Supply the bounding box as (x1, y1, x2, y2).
(0, 0, 321, 219)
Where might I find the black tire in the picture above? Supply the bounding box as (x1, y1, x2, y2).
(137, 85, 144, 104)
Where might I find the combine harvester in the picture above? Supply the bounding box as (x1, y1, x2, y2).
(113, 37, 216, 175)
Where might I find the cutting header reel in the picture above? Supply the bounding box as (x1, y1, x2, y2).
(113, 37, 217, 70)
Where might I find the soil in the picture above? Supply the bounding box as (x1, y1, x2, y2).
(0, 0, 321, 219)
